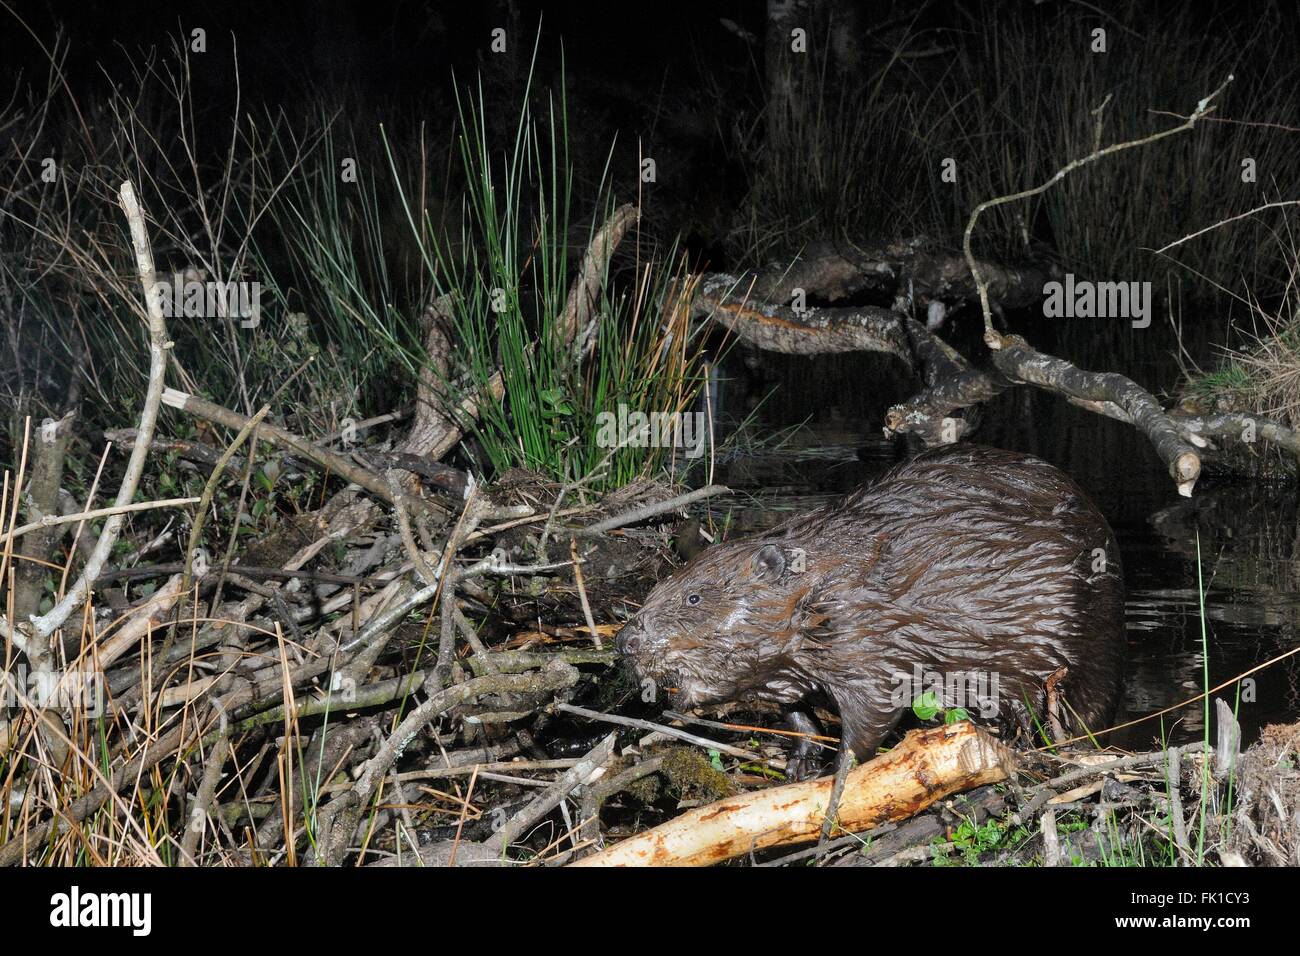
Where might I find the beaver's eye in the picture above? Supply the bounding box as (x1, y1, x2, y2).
(686, 593, 701, 606)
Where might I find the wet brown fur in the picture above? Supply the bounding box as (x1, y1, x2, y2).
(616, 445, 1126, 762)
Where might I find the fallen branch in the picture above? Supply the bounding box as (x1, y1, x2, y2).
(1169, 410, 1300, 458)
(990, 335, 1201, 493)
(885, 318, 1004, 443)
(554, 701, 770, 765)
(750, 237, 1054, 313)
(573, 484, 730, 536)
(560, 203, 639, 360)
(694, 273, 912, 363)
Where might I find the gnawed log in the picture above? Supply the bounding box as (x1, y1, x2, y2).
(571, 721, 1015, 867)
(696, 270, 1298, 493)
(873, 239, 1054, 312)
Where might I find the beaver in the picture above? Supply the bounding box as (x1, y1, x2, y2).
(616, 444, 1126, 778)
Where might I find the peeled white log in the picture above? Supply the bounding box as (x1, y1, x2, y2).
(573, 720, 1016, 867)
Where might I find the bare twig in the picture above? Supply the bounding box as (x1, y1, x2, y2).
(1153, 199, 1300, 255)
(24, 181, 172, 640)
(569, 538, 602, 649)
(574, 484, 730, 537)
(179, 732, 230, 865)
(553, 702, 772, 765)
(0, 496, 200, 545)
(484, 733, 617, 854)
(963, 76, 1234, 346)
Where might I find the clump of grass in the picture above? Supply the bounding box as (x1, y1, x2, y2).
(1179, 216, 1300, 428)
(390, 61, 710, 489)
(1181, 361, 1258, 413)
(3, 30, 708, 495)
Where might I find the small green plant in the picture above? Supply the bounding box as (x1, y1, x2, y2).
(911, 691, 969, 725)
(931, 813, 1030, 866)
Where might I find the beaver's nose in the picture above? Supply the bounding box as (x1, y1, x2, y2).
(615, 624, 643, 655)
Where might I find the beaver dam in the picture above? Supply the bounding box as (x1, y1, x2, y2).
(1, 0, 1298, 894)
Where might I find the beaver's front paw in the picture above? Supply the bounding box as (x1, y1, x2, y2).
(785, 746, 829, 782)
(783, 708, 830, 781)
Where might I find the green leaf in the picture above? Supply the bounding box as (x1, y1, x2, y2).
(912, 691, 941, 721)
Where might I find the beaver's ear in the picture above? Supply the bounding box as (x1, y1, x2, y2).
(753, 544, 786, 581)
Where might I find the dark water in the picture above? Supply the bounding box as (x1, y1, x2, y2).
(704, 323, 1300, 751)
